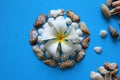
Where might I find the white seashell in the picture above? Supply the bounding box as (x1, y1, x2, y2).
(56, 16, 64, 20)
(53, 50, 60, 60)
(69, 51, 76, 57)
(74, 44, 82, 52)
(40, 44, 45, 52)
(65, 17, 72, 24)
(61, 54, 69, 61)
(90, 71, 104, 80)
(38, 28, 44, 35)
(94, 47, 102, 53)
(70, 22, 79, 30)
(46, 51, 52, 58)
(100, 30, 107, 38)
(43, 23, 49, 29)
(49, 9, 64, 17)
(98, 66, 110, 75)
(76, 29, 83, 37)
(38, 36, 44, 44)
(48, 18, 54, 23)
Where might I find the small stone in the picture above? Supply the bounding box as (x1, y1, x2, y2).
(94, 47, 102, 53)
(65, 17, 72, 24)
(76, 29, 83, 37)
(100, 30, 108, 38)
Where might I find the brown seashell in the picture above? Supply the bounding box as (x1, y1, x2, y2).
(79, 22, 90, 35)
(32, 45, 44, 60)
(104, 62, 118, 71)
(106, 0, 112, 6)
(112, 1, 120, 7)
(66, 10, 80, 22)
(105, 73, 112, 80)
(59, 60, 75, 69)
(109, 25, 119, 38)
(75, 49, 85, 62)
(90, 71, 104, 80)
(111, 6, 120, 15)
(82, 36, 90, 49)
(29, 29, 38, 45)
(34, 14, 47, 29)
(112, 75, 120, 80)
(98, 66, 110, 75)
(111, 69, 118, 76)
(44, 59, 57, 67)
(101, 4, 111, 19)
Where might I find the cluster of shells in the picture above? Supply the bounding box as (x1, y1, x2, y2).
(29, 9, 90, 69)
(90, 62, 120, 80)
(101, 0, 120, 19)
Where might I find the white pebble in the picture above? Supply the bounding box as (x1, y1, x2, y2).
(38, 28, 44, 35)
(43, 23, 49, 29)
(38, 36, 44, 44)
(76, 29, 83, 37)
(49, 9, 64, 17)
(94, 46, 102, 53)
(74, 44, 82, 52)
(65, 17, 72, 24)
(56, 16, 64, 20)
(70, 22, 79, 30)
(100, 30, 107, 38)
(46, 51, 52, 58)
(40, 44, 45, 51)
(48, 18, 54, 23)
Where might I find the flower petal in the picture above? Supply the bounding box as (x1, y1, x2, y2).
(48, 20, 67, 34)
(41, 26, 58, 40)
(45, 40, 59, 57)
(65, 27, 79, 40)
(61, 41, 75, 56)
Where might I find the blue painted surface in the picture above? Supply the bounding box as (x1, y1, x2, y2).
(0, 0, 120, 80)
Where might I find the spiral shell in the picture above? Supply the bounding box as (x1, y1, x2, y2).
(34, 14, 47, 29)
(44, 59, 57, 67)
(109, 25, 119, 38)
(59, 60, 75, 69)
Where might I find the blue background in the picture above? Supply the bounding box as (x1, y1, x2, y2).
(0, 0, 120, 80)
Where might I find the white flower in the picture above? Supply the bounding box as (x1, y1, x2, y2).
(41, 19, 79, 58)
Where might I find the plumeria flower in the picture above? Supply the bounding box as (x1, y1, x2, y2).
(41, 19, 79, 59)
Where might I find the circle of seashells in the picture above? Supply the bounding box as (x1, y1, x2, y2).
(29, 9, 90, 69)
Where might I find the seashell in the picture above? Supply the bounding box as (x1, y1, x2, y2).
(49, 9, 64, 18)
(70, 22, 79, 30)
(38, 28, 44, 35)
(59, 60, 75, 69)
(100, 30, 108, 38)
(75, 49, 85, 62)
(101, 4, 111, 19)
(44, 59, 57, 67)
(48, 18, 54, 23)
(61, 54, 69, 61)
(90, 71, 104, 80)
(110, 69, 118, 76)
(65, 17, 72, 24)
(45, 51, 52, 58)
(109, 25, 119, 38)
(74, 44, 82, 52)
(104, 62, 118, 71)
(40, 44, 45, 52)
(105, 73, 112, 80)
(56, 16, 64, 20)
(43, 23, 49, 29)
(76, 29, 83, 37)
(94, 47, 102, 54)
(98, 66, 110, 75)
(66, 10, 80, 22)
(111, 6, 120, 15)
(34, 14, 47, 29)
(106, 0, 112, 6)
(79, 22, 90, 35)
(112, 75, 120, 80)
(82, 36, 90, 49)
(32, 45, 44, 60)
(69, 51, 76, 57)
(38, 36, 45, 44)
(29, 29, 38, 45)
(112, 0, 120, 7)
